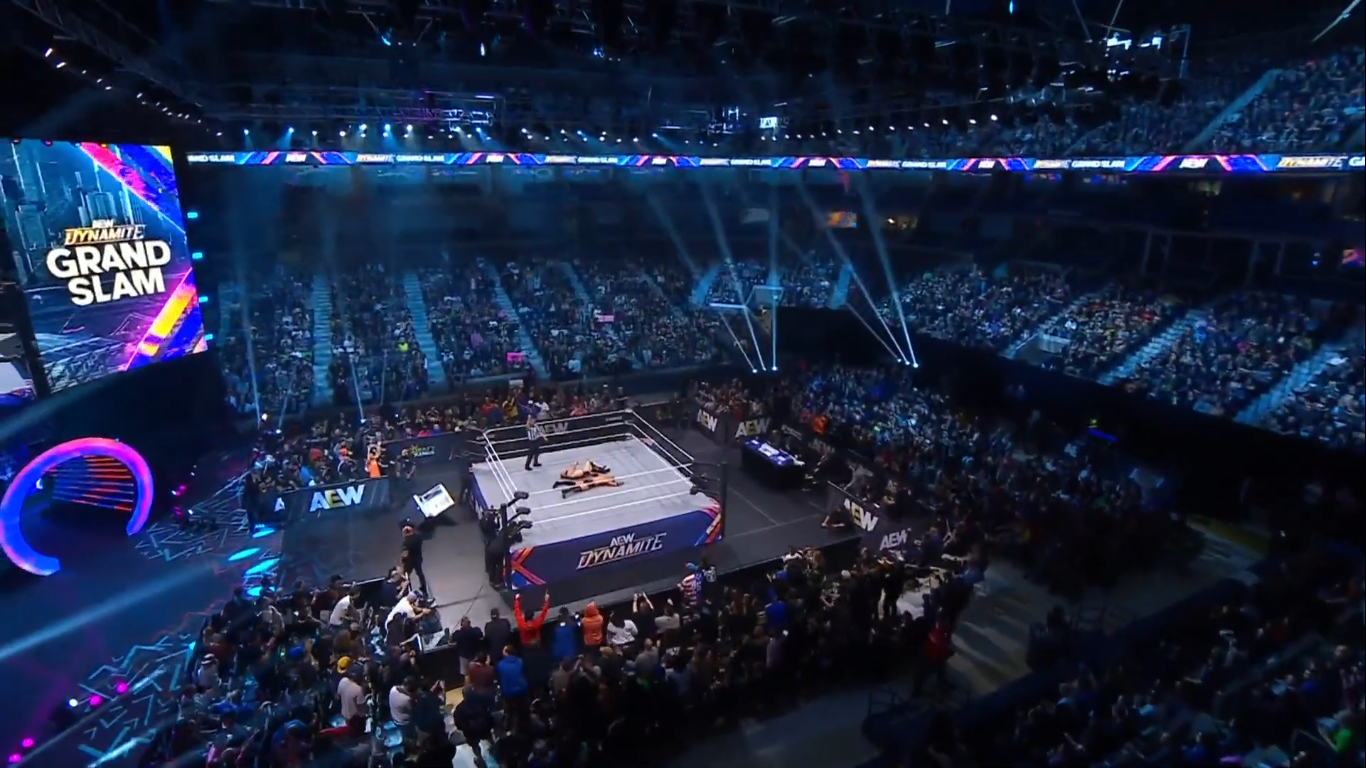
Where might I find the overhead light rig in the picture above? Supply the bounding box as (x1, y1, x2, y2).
(7, 0, 205, 108)
(209, 86, 501, 125)
(12, 0, 1184, 143)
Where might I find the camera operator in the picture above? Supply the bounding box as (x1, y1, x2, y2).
(392, 446, 418, 502)
(481, 512, 506, 587)
(460, 452, 477, 509)
(241, 470, 264, 529)
(401, 523, 429, 596)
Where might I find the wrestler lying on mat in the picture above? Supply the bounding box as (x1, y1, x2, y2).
(556, 461, 611, 483)
(559, 474, 623, 498)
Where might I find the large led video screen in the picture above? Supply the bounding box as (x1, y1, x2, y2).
(0, 140, 205, 393)
(0, 283, 36, 407)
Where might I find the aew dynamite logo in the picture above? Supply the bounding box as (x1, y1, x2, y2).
(576, 532, 667, 570)
(46, 219, 173, 307)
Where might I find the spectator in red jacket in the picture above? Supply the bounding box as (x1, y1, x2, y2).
(513, 591, 552, 647)
(913, 618, 955, 696)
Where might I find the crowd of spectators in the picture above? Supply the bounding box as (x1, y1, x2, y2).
(172, 366, 1036, 768)
(148, 569, 452, 768)
(244, 379, 634, 505)
(422, 264, 522, 382)
(575, 256, 729, 371)
(218, 268, 316, 419)
(952, 546, 1363, 768)
(777, 252, 842, 308)
(247, 413, 377, 495)
(1070, 56, 1265, 157)
(705, 258, 767, 305)
(1043, 284, 1185, 381)
(1120, 292, 1334, 418)
(921, 116, 1081, 159)
(846, 47, 1361, 160)
(787, 364, 1178, 597)
(1262, 334, 1366, 453)
(1207, 47, 1366, 154)
(506, 46, 1358, 160)
(499, 257, 629, 380)
(153, 536, 976, 768)
(327, 266, 430, 407)
(882, 265, 1073, 354)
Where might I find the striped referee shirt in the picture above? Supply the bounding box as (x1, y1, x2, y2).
(527, 423, 546, 442)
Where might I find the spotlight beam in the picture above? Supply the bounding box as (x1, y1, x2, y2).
(1313, 0, 1361, 41)
(229, 229, 264, 424)
(855, 177, 918, 366)
(851, 260, 913, 364)
(766, 186, 780, 368)
(317, 200, 365, 422)
(641, 185, 702, 279)
(717, 311, 760, 372)
(700, 184, 766, 370)
(795, 182, 907, 362)
(735, 182, 810, 265)
(766, 186, 781, 290)
(844, 303, 908, 362)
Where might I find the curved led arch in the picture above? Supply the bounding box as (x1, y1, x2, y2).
(0, 438, 154, 577)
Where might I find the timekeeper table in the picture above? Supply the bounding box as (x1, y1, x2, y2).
(739, 438, 805, 492)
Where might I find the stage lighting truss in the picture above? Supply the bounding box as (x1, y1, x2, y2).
(747, 285, 781, 372)
(706, 284, 782, 373)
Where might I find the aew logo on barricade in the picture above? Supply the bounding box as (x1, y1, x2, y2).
(310, 484, 366, 512)
(843, 497, 878, 532)
(577, 532, 667, 570)
(545, 421, 569, 437)
(734, 418, 769, 439)
(696, 410, 719, 433)
(879, 529, 909, 552)
(404, 444, 436, 459)
(47, 219, 173, 307)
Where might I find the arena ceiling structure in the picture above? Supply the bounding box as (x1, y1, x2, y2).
(1, 0, 1356, 147)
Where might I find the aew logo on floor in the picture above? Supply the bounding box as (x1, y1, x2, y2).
(843, 497, 878, 532)
(577, 532, 668, 570)
(734, 418, 769, 439)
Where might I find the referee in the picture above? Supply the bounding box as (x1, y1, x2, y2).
(524, 413, 546, 471)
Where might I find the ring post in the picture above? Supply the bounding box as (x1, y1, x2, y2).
(719, 460, 730, 540)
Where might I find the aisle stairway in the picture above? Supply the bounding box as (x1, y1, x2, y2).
(828, 262, 853, 309)
(400, 272, 445, 387)
(1234, 336, 1351, 426)
(214, 284, 239, 340)
(1006, 290, 1098, 361)
(559, 262, 592, 305)
(1347, 121, 1365, 151)
(691, 261, 723, 307)
(562, 261, 620, 344)
(1099, 308, 1204, 385)
(479, 259, 548, 379)
(310, 273, 334, 404)
(1183, 68, 1282, 152)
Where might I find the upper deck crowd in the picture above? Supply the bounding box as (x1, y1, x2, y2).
(211, 42, 1362, 454)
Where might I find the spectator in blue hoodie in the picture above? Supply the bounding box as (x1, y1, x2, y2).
(552, 607, 580, 662)
(764, 590, 788, 630)
(496, 644, 530, 725)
